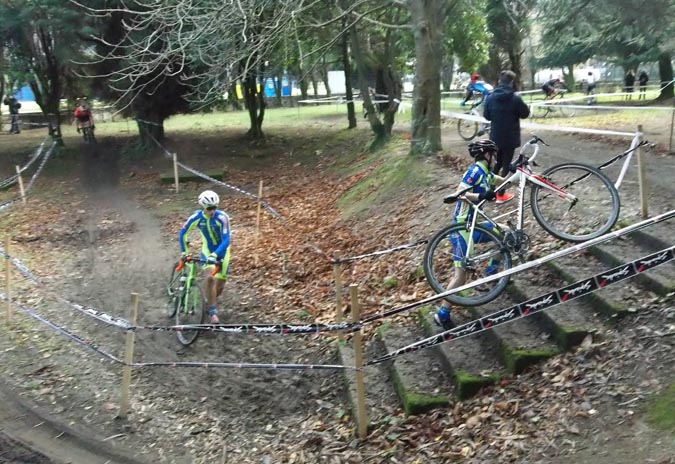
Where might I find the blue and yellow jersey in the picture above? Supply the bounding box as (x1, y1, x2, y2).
(453, 161, 495, 223)
(179, 209, 231, 259)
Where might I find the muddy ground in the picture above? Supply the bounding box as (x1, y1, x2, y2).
(0, 110, 674, 463)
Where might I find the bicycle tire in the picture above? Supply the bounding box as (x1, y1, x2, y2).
(557, 103, 576, 118)
(457, 114, 478, 141)
(530, 163, 620, 242)
(165, 262, 182, 318)
(175, 283, 206, 346)
(423, 223, 512, 306)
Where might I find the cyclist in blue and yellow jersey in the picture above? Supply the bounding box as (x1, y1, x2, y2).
(461, 73, 493, 135)
(179, 190, 231, 324)
(434, 140, 507, 330)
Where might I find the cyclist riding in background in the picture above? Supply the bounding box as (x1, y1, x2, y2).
(73, 97, 95, 134)
(541, 78, 568, 99)
(178, 190, 231, 324)
(461, 73, 493, 136)
(461, 73, 494, 107)
(434, 140, 507, 331)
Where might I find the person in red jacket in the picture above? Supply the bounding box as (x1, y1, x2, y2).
(73, 97, 95, 134)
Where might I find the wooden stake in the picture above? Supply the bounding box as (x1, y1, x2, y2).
(118, 292, 139, 419)
(255, 180, 263, 266)
(334, 264, 344, 341)
(172, 152, 179, 193)
(349, 284, 367, 439)
(5, 236, 10, 325)
(636, 125, 649, 218)
(15, 166, 25, 205)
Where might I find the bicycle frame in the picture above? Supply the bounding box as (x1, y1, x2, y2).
(461, 139, 577, 256)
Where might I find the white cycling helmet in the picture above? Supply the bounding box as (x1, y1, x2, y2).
(198, 190, 220, 208)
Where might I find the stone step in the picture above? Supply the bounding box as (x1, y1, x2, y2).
(337, 338, 399, 431)
(376, 323, 452, 415)
(417, 307, 503, 399)
(465, 292, 560, 375)
(546, 250, 656, 319)
(624, 220, 673, 252)
(508, 270, 601, 350)
(590, 235, 675, 296)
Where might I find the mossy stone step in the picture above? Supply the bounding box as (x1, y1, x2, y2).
(417, 307, 502, 399)
(376, 324, 451, 415)
(465, 292, 560, 374)
(507, 272, 600, 351)
(589, 237, 675, 296)
(546, 251, 656, 319)
(160, 171, 224, 183)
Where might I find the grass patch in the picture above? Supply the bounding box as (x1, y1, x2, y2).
(337, 137, 434, 217)
(646, 383, 675, 432)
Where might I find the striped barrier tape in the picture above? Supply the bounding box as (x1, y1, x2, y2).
(134, 119, 285, 222)
(360, 208, 675, 325)
(368, 244, 675, 365)
(137, 321, 359, 335)
(0, 137, 49, 190)
(0, 290, 355, 371)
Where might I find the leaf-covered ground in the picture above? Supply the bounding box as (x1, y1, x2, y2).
(0, 111, 673, 463)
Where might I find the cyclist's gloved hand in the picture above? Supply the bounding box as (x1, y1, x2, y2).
(181, 251, 188, 259)
(508, 163, 518, 173)
(206, 253, 218, 265)
(76, 127, 80, 133)
(478, 189, 496, 202)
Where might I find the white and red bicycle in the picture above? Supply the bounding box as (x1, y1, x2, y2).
(424, 135, 621, 306)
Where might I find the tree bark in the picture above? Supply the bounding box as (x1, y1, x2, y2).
(243, 72, 264, 139)
(274, 72, 283, 107)
(409, 0, 443, 155)
(341, 19, 357, 129)
(350, 26, 386, 142)
(658, 53, 674, 100)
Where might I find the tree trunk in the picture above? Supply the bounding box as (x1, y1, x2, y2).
(409, 0, 443, 155)
(136, 111, 165, 145)
(321, 57, 331, 98)
(311, 74, 319, 98)
(658, 53, 674, 100)
(274, 73, 283, 107)
(243, 72, 264, 139)
(299, 78, 309, 100)
(341, 17, 357, 129)
(350, 26, 386, 142)
(563, 64, 575, 90)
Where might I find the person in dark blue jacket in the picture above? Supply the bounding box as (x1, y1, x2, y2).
(483, 70, 530, 203)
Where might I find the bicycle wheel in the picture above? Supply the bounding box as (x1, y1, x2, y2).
(457, 114, 478, 141)
(175, 283, 206, 346)
(423, 223, 512, 306)
(165, 262, 182, 318)
(557, 103, 576, 118)
(530, 163, 620, 242)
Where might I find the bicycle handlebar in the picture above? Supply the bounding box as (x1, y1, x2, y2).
(175, 255, 223, 276)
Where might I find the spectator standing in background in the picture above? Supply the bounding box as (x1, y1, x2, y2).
(483, 70, 530, 204)
(3, 95, 21, 134)
(624, 70, 635, 100)
(638, 71, 649, 100)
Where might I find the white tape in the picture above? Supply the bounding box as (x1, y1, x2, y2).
(440, 109, 635, 137)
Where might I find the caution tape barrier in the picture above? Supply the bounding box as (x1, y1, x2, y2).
(368, 244, 675, 365)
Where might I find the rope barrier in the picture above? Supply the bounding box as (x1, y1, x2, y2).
(367, 244, 675, 365)
(331, 238, 428, 264)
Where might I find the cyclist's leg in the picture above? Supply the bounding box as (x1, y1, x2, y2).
(200, 247, 219, 320)
(214, 248, 230, 297)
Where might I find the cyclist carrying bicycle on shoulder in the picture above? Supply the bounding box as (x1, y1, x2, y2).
(461, 73, 493, 136)
(179, 190, 231, 324)
(434, 139, 507, 330)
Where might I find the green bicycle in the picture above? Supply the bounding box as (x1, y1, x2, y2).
(166, 255, 218, 346)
